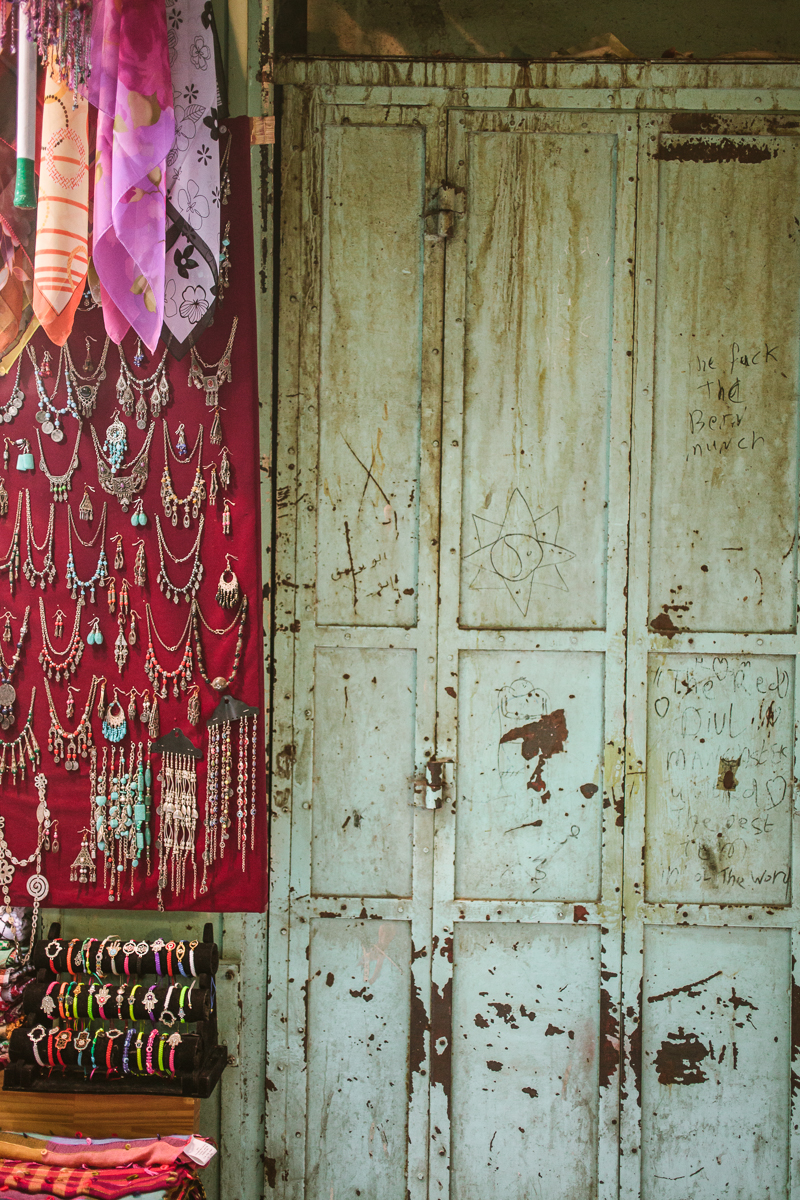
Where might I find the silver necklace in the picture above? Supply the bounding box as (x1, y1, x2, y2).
(116, 346, 170, 429)
(0, 357, 24, 424)
(27, 345, 75, 441)
(64, 335, 110, 418)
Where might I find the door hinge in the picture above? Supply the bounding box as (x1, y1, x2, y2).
(424, 185, 465, 241)
(412, 758, 455, 809)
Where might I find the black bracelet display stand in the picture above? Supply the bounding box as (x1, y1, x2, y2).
(4, 922, 227, 1098)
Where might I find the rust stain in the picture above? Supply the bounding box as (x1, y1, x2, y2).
(612, 787, 624, 829)
(573, 905, 589, 923)
(430, 978, 453, 1118)
(444, 686, 456, 699)
(265, 1157, 277, 1189)
(580, 783, 598, 799)
(670, 113, 721, 134)
(275, 743, 296, 778)
(791, 958, 800, 1098)
(648, 970, 724, 1004)
(624, 981, 643, 1104)
(489, 1002, 518, 1028)
(499, 709, 568, 798)
(599, 989, 620, 1089)
(716, 756, 741, 792)
(522, 1085, 538, 1097)
(655, 1028, 710, 1084)
(544, 1023, 564, 1037)
(409, 977, 428, 1081)
(474, 1013, 489, 1028)
(325, 972, 334, 987)
(486, 1060, 503, 1072)
(656, 137, 777, 164)
(440, 935, 453, 962)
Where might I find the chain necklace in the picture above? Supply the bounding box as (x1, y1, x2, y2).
(0, 604, 29, 728)
(66, 502, 109, 601)
(36, 422, 82, 501)
(160, 421, 206, 528)
(0, 356, 24, 425)
(188, 317, 238, 407)
(0, 491, 23, 593)
(27, 345, 75, 441)
(22, 491, 56, 592)
(39, 596, 85, 680)
(144, 603, 194, 699)
(0, 772, 54, 954)
(191, 594, 248, 692)
(157, 749, 198, 907)
(0, 689, 40, 786)
(44, 673, 102, 769)
(64, 335, 110, 418)
(91, 422, 155, 512)
(155, 514, 205, 603)
(117, 346, 170, 429)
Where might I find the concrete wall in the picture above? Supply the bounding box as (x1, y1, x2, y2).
(291, 0, 800, 60)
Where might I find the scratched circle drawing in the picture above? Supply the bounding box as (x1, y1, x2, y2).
(465, 488, 575, 615)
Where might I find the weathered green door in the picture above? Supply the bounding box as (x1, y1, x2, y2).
(269, 61, 800, 1200)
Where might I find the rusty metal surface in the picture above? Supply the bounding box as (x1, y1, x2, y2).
(271, 67, 800, 1200)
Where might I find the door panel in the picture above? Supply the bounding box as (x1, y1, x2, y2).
(454, 649, 605, 902)
(434, 108, 637, 1200)
(623, 113, 800, 1200)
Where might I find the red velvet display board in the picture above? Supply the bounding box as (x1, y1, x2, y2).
(0, 117, 266, 911)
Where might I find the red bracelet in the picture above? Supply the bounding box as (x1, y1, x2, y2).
(66, 939, 81, 976)
(106, 1035, 114, 1072)
(46, 1032, 56, 1067)
(145, 1028, 159, 1074)
(165, 942, 176, 976)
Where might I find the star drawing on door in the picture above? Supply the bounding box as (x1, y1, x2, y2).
(465, 488, 575, 615)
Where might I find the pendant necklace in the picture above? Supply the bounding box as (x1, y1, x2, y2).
(39, 596, 85, 680)
(44, 673, 102, 769)
(144, 603, 194, 699)
(0, 491, 23, 592)
(91, 422, 155, 512)
(0, 356, 25, 425)
(191, 594, 248, 692)
(0, 604, 29, 728)
(156, 748, 199, 907)
(22, 490, 56, 591)
(0, 772, 55, 954)
(66, 502, 109, 601)
(155, 514, 205, 602)
(116, 345, 170, 429)
(160, 421, 206, 527)
(0, 689, 41, 786)
(64, 335, 110, 418)
(27, 345, 75, 440)
(36, 422, 82, 502)
(188, 317, 238, 444)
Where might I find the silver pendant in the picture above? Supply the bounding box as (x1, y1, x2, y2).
(50, 427, 65, 444)
(40, 419, 54, 435)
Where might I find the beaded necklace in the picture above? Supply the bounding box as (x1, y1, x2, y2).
(44, 674, 102, 770)
(39, 596, 85, 681)
(144, 604, 194, 700)
(0, 491, 23, 592)
(36, 423, 82, 501)
(27, 345, 75, 440)
(64, 336, 110, 418)
(155, 514, 205, 603)
(22, 490, 56, 591)
(191, 594, 248, 692)
(0, 356, 24, 425)
(116, 346, 170, 429)
(160, 421, 206, 528)
(0, 604, 29, 730)
(66, 503, 109, 601)
(0, 689, 40, 785)
(0, 773, 54, 950)
(91, 422, 155, 512)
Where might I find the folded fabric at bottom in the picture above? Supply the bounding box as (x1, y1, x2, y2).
(0, 1160, 206, 1199)
(0, 1192, 169, 1200)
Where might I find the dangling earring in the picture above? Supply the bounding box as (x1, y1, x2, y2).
(114, 627, 128, 671)
(130, 498, 147, 528)
(127, 688, 138, 724)
(210, 408, 223, 445)
(219, 446, 231, 490)
(107, 576, 116, 614)
(66, 685, 77, 720)
(3, 440, 8, 472)
(140, 689, 151, 724)
(216, 554, 240, 608)
(40, 350, 52, 378)
(54, 608, 65, 639)
(103, 693, 127, 742)
(187, 683, 200, 726)
(175, 422, 188, 459)
(148, 693, 159, 739)
(79, 483, 94, 522)
(1, 612, 10, 643)
(112, 533, 124, 571)
(222, 499, 234, 536)
(103, 412, 127, 473)
(133, 539, 146, 587)
(133, 337, 145, 368)
(128, 609, 140, 647)
(83, 336, 96, 373)
(87, 616, 104, 646)
(0, 476, 8, 518)
(206, 463, 219, 505)
(70, 828, 96, 884)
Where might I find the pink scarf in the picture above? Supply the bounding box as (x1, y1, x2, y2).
(89, 0, 175, 352)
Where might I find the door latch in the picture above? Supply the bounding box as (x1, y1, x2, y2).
(412, 758, 455, 809)
(424, 186, 465, 241)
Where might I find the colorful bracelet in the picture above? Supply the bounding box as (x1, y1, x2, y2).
(108, 939, 122, 976)
(157, 1034, 167, 1074)
(135, 1032, 145, 1075)
(29, 1025, 46, 1067)
(165, 941, 176, 976)
(116, 983, 127, 1018)
(41, 981, 58, 1019)
(176, 942, 187, 976)
(168, 1032, 181, 1075)
(45, 940, 61, 973)
(66, 938, 81, 976)
(128, 984, 141, 1020)
(123, 1028, 135, 1075)
(46, 1031, 56, 1068)
(145, 1028, 159, 1074)
(188, 940, 198, 976)
(143, 984, 158, 1022)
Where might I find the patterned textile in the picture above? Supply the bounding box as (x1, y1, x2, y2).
(0, 1159, 198, 1199)
(0, 49, 36, 357)
(32, 53, 90, 344)
(0, 1133, 199, 1168)
(88, 0, 175, 352)
(161, 0, 222, 358)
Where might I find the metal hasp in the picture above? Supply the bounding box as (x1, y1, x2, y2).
(424, 185, 464, 241)
(413, 757, 454, 809)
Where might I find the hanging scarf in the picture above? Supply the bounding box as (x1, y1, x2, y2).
(89, 0, 174, 352)
(160, 0, 223, 358)
(32, 53, 89, 344)
(0, 47, 36, 357)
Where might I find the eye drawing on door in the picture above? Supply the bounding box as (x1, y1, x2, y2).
(464, 487, 575, 615)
